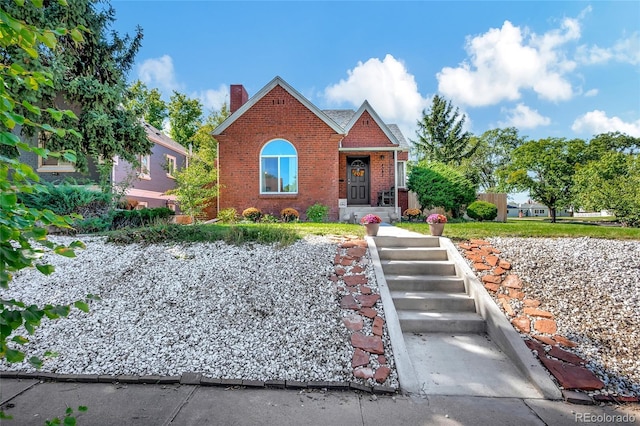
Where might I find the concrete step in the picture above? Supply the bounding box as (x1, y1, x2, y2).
(398, 311, 486, 333)
(381, 260, 457, 276)
(390, 291, 476, 312)
(385, 274, 466, 292)
(378, 247, 448, 261)
(374, 236, 440, 248)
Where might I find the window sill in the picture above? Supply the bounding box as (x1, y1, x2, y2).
(37, 166, 76, 173)
(259, 193, 298, 198)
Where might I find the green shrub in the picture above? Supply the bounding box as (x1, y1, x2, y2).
(280, 208, 299, 222)
(20, 182, 111, 216)
(407, 161, 477, 218)
(466, 200, 498, 221)
(217, 208, 238, 223)
(73, 216, 112, 234)
(306, 203, 329, 222)
(106, 223, 300, 246)
(242, 207, 262, 222)
(260, 214, 279, 223)
(111, 207, 174, 229)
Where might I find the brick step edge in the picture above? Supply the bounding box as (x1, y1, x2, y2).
(0, 371, 398, 395)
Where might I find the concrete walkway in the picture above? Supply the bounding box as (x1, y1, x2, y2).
(1, 379, 639, 425)
(369, 224, 554, 400)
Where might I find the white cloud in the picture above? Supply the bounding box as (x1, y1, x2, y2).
(572, 110, 640, 137)
(194, 84, 229, 112)
(138, 55, 182, 93)
(584, 88, 598, 97)
(499, 103, 551, 129)
(324, 54, 430, 142)
(576, 32, 640, 65)
(437, 17, 581, 106)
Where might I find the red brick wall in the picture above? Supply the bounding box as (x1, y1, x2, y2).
(217, 85, 343, 220)
(341, 111, 397, 149)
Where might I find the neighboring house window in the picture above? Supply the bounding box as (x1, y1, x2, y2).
(139, 154, 151, 179)
(166, 154, 177, 178)
(135, 201, 148, 210)
(260, 139, 298, 193)
(396, 161, 406, 188)
(37, 132, 75, 172)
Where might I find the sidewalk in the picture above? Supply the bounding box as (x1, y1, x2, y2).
(1, 379, 639, 425)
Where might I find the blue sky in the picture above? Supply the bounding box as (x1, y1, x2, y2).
(111, 1, 639, 196)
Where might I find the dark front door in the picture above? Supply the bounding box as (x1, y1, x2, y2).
(347, 158, 369, 205)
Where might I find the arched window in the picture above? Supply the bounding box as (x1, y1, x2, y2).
(260, 139, 298, 193)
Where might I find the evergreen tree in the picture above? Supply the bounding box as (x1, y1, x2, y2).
(413, 95, 478, 165)
(1, 0, 151, 172)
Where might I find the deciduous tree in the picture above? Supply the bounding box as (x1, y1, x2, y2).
(1, 1, 94, 383)
(503, 137, 587, 222)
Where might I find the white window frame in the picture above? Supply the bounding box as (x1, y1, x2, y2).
(396, 161, 407, 188)
(166, 154, 177, 179)
(259, 139, 298, 194)
(138, 154, 151, 180)
(36, 132, 75, 173)
(135, 201, 148, 210)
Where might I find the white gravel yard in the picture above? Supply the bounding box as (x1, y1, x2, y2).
(489, 237, 640, 397)
(0, 236, 356, 382)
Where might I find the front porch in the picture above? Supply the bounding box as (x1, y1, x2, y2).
(339, 206, 400, 224)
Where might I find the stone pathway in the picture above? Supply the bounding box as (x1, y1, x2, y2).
(458, 239, 639, 404)
(328, 238, 397, 392)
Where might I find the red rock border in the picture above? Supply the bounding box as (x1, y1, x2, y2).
(329, 239, 395, 389)
(458, 239, 639, 404)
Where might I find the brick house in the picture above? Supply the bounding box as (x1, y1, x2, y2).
(213, 76, 410, 221)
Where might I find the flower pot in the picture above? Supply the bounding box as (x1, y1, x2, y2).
(364, 223, 380, 236)
(429, 223, 445, 236)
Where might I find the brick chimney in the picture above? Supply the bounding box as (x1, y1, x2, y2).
(230, 84, 249, 114)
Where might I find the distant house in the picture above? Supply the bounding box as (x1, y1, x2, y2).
(112, 122, 187, 210)
(212, 76, 410, 221)
(507, 202, 571, 218)
(24, 121, 186, 210)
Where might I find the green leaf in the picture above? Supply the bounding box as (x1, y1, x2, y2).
(46, 108, 63, 122)
(64, 416, 76, 426)
(70, 28, 84, 43)
(74, 301, 89, 313)
(0, 132, 20, 147)
(31, 0, 44, 6)
(28, 356, 43, 369)
(22, 100, 41, 115)
(54, 246, 76, 258)
(36, 264, 55, 275)
(0, 193, 17, 208)
(78, 407, 88, 412)
(5, 348, 25, 363)
(11, 336, 29, 345)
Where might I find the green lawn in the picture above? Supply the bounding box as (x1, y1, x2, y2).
(397, 219, 640, 241)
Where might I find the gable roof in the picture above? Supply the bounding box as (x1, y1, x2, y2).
(143, 122, 187, 155)
(213, 76, 345, 136)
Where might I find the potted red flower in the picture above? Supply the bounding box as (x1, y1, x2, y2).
(426, 213, 447, 236)
(360, 214, 382, 236)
